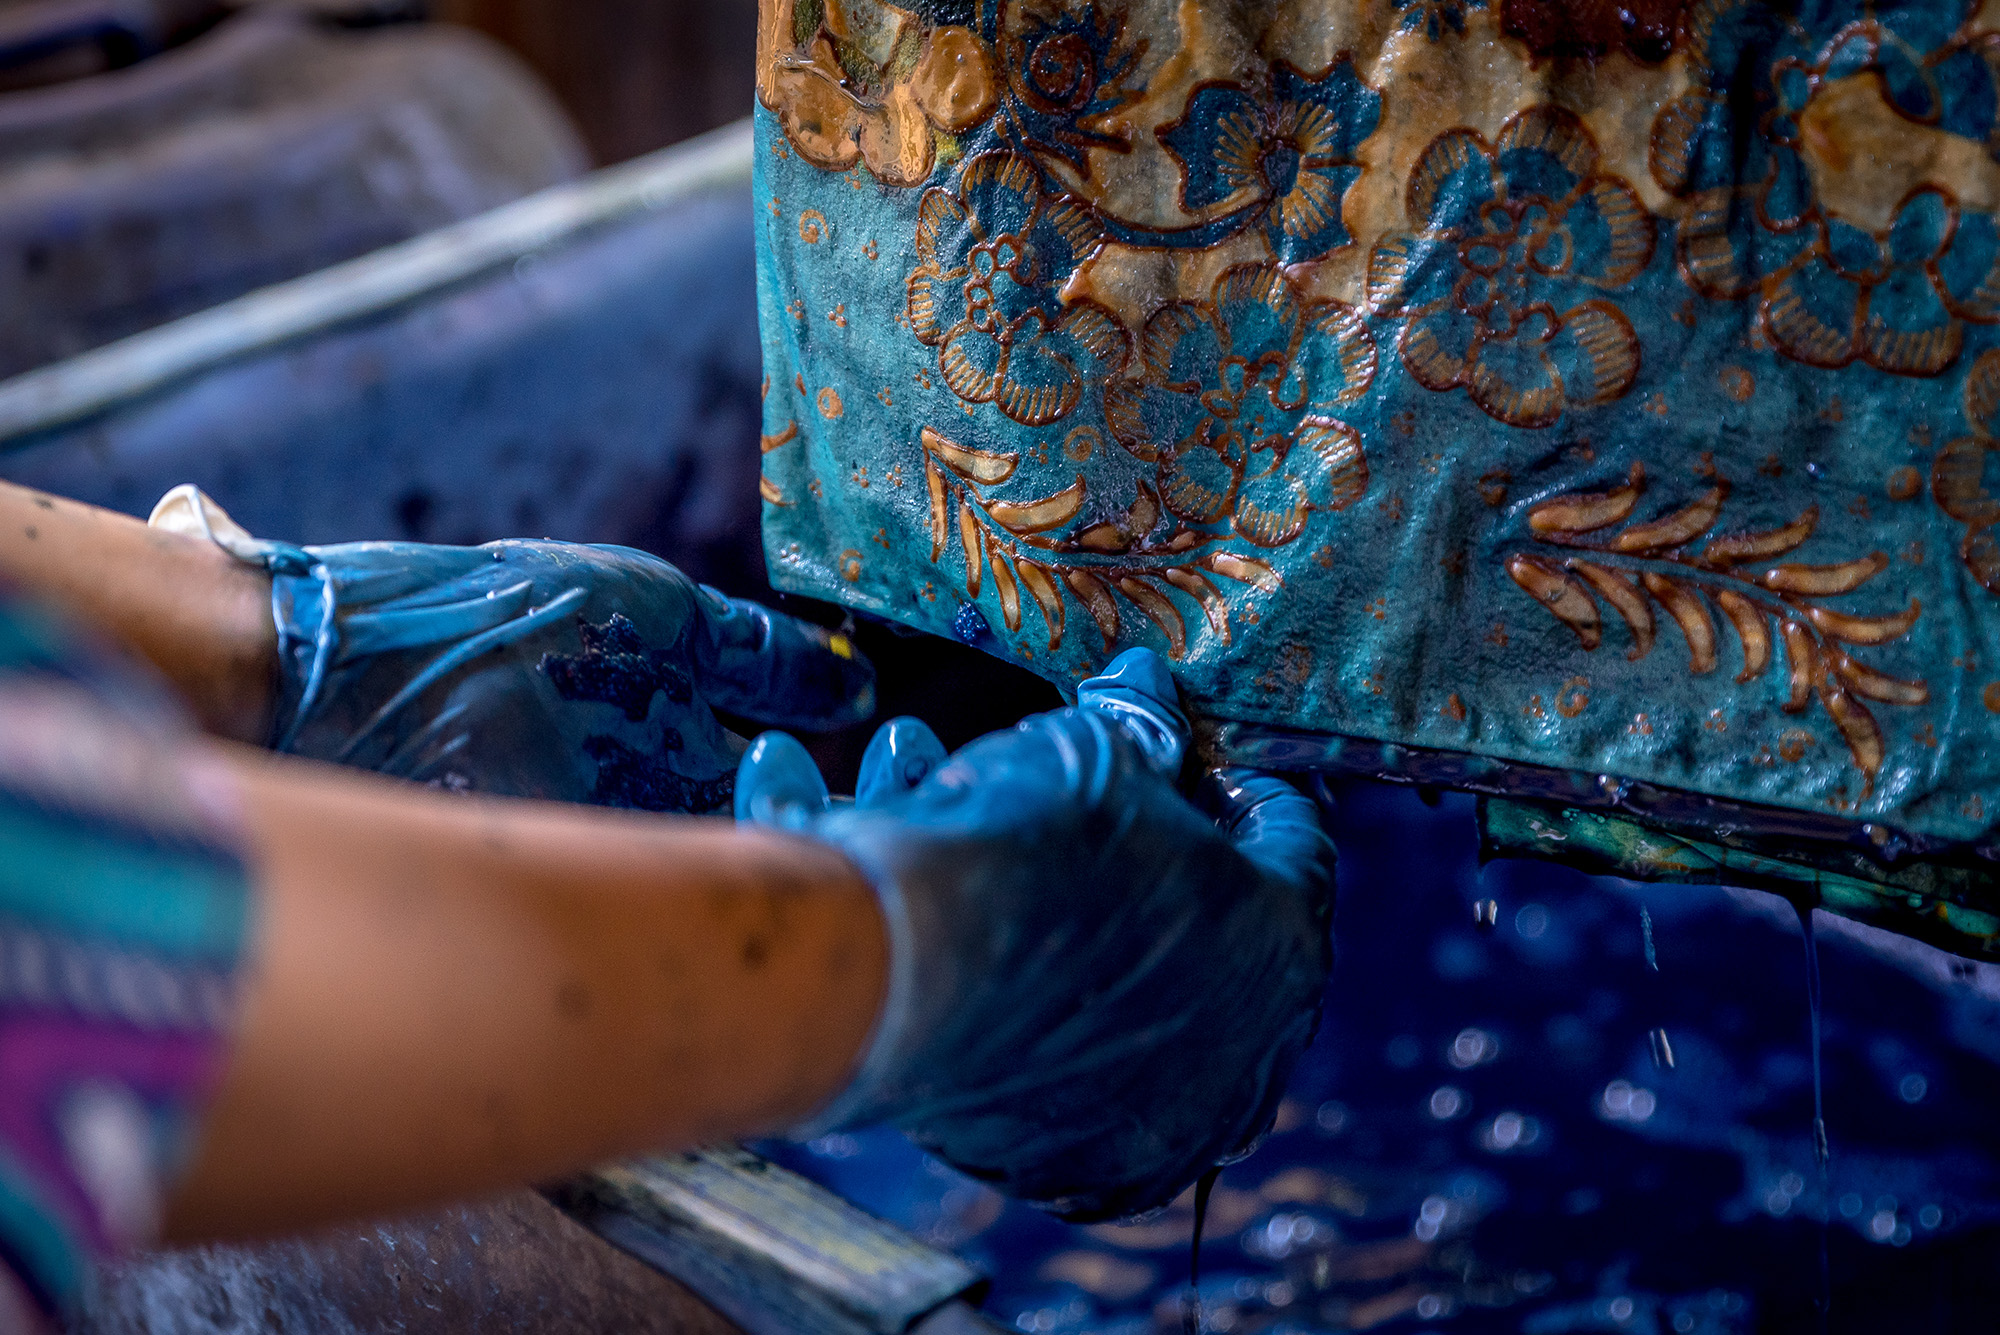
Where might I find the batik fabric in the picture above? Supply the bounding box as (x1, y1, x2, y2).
(753, 0, 2000, 882)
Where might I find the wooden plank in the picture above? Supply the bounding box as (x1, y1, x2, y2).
(551, 1147, 993, 1335)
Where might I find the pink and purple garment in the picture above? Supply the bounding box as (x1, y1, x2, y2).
(0, 598, 252, 1328)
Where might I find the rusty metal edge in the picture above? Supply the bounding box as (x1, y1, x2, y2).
(548, 1147, 998, 1335)
(0, 113, 753, 445)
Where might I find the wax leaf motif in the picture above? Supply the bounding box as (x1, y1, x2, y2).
(1510, 464, 1927, 788)
(919, 427, 1281, 659)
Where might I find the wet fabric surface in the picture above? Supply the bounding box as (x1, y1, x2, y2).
(765, 783, 2000, 1332)
(751, 0, 2000, 849)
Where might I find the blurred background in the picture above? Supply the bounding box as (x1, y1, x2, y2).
(0, 0, 1052, 789)
(0, 1, 1995, 1331)
(428, 0, 757, 164)
(0, 0, 758, 375)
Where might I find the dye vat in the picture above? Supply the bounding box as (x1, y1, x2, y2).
(767, 784, 2000, 1334)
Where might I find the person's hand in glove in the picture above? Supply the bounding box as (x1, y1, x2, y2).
(147, 486, 874, 810)
(734, 647, 1334, 1221)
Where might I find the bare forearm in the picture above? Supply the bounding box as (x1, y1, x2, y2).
(0, 480, 273, 739)
(165, 746, 887, 1242)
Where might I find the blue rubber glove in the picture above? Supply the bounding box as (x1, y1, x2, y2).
(736, 649, 1334, 1221)
(246, 530, 873, 811)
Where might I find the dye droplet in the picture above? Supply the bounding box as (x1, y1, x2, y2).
(1183, 1167, 1220, 1335)
(1796, 897, 1831, 1333)
(1641, 908, 1671, 1073)
(1473, 899, 1500, 931)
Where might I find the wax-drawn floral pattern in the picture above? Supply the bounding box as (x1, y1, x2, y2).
(1934, 347, 2000, 594)
(917, 425, 1287, 659)
(758, 0, 998, 187)
(1651, 3, 2000, 376)
(1510, 464, 1926, 789)
(1103, 263, 1375, 547)
(1366, 106, 1654, 429)
(1803, 5, 1997, 133)
(1158, 58, 1382, 265)
(996, 0, 1146, 177)
(1763, 187, 2000, 376)
(757, 0, 2000, 835)
(907, 151, 1129, 426)
(1393, 0, 1485, 42)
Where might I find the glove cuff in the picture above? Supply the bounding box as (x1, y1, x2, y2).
(145, 486, 343, 750)
(268, 543, 590, 761)
(148, 484, 314, 576)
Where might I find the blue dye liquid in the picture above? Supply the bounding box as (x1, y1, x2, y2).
(1797, 896, 1831, 1334)
(1181, 1168, 1219, 1335)
(765, 785, 2000, 1333)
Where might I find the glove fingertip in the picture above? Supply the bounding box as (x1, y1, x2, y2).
(1200, 768, 1336, 893)
(1075, 648, 1189, 776)
(856, 716, 947, 808)
(1085, 647, 1178, 706)
(734, 731, 832, 828)
(698, 588, 878, 731)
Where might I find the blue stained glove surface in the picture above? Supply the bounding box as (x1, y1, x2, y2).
(263, 538, 875, 810)
(736, 649, 1334, 1222)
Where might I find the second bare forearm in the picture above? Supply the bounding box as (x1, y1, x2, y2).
(165, 746, 888, 1242)
(0, 480, 273, 739)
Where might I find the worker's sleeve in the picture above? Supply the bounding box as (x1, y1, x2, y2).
(0, 597, 255, 1327)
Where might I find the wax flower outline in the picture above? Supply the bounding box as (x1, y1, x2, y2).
(1651, 7, 2000, 377)
(1367, 105, 1654, 429)
(1104, 262, 1376, 549)
(907, 150, 1130, 427)
(1157, 56, 1382, 266)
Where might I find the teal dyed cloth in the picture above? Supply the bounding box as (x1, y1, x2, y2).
(753, 0, 2000, 850)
